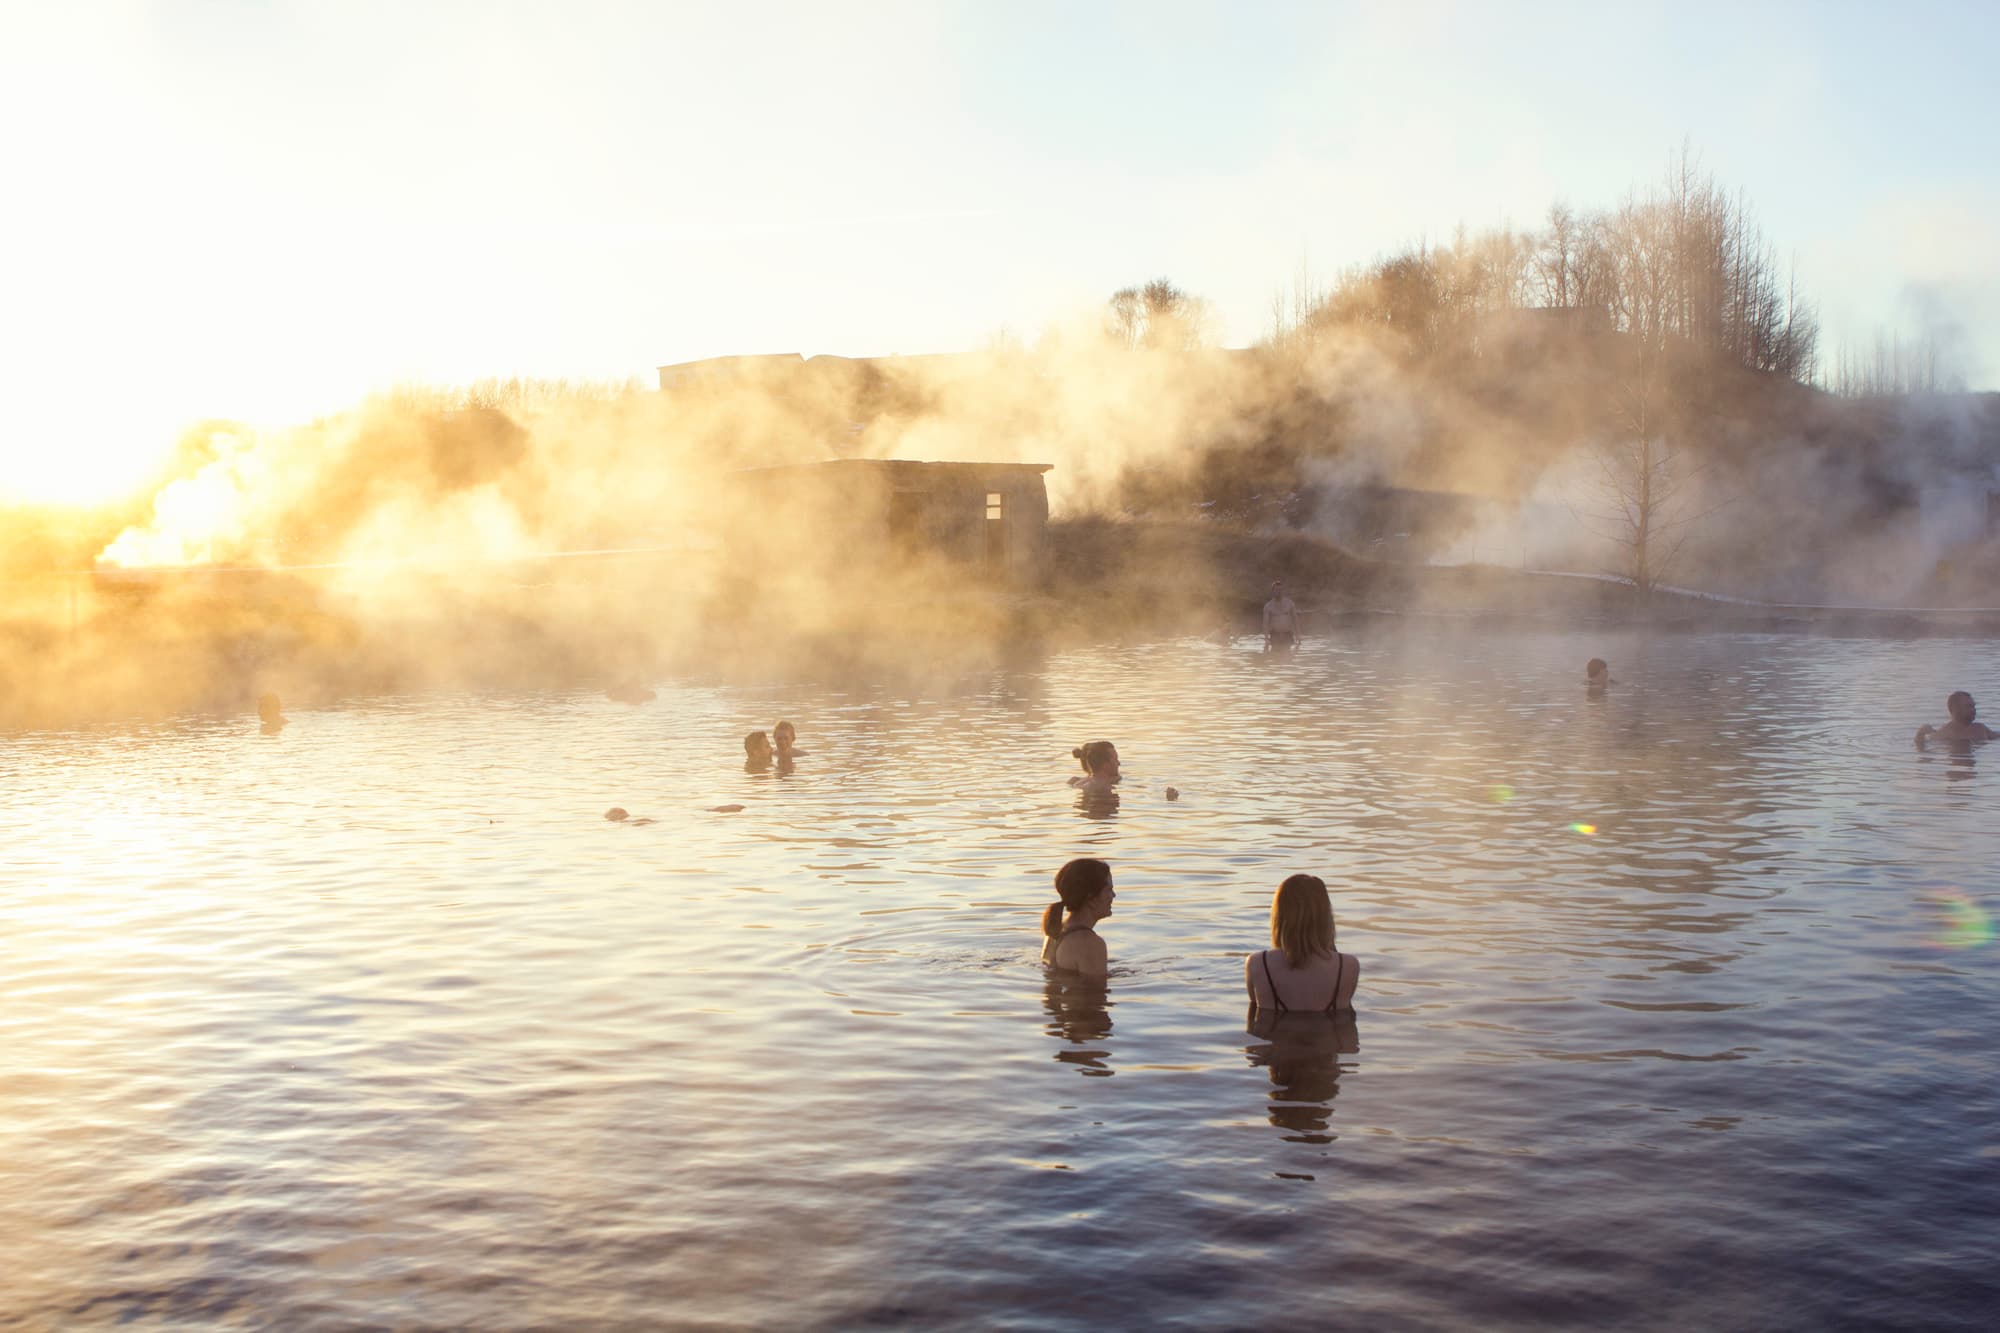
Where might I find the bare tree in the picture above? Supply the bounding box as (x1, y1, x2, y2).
(1106, 287, 1144, 349)
(1106, 278, 1211, 351)
(1585, 366, 1707, 592)
(1266, 252, 1332, 351)
(1827, 329, 1962, 396)
(1578, 147, 1821, 385)
(1536, 203, 1580, 308)
(1591, 175, 1709, 591)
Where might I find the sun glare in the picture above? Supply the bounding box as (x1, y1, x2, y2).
(0, 417, 176, 508)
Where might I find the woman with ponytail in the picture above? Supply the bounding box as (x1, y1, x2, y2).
(1040, 858, 1116, 979)
(1066, 741, 1121, 796)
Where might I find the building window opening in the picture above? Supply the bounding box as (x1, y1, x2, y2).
(984, 491, 1006, 568)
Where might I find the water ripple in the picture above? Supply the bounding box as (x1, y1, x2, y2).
(3, 628, 1997, 1327)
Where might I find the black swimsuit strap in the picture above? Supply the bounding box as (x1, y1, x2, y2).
(1263, 950, 1348, 1013)
(1258, 951, 1288, 1013)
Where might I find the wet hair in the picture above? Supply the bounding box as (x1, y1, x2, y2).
(1948, 691, 1977, 723)
(744, 730, 771, 756)
(1041, 858, 1112, 938)
(1071, 740, 1118, 775)
(1270, 873, 1335, 968)
(1585, 658, 1608, 681)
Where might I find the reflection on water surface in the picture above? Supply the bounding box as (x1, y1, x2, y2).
(1042, 976, 1115, 1076)
(3, 628, 1997, 1328)
(1245, 1008, 1359, 1146)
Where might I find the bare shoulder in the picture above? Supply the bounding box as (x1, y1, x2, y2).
(1053, 929, 1108, 979)
(1074, 932, 1108, 979)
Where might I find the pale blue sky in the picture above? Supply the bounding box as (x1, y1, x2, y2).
(2, 0, 1996, 499)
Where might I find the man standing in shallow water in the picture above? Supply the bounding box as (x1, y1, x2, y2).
(1263, 580, 1300, 652)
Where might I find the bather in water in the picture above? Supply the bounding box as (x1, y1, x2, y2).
(257, 692, 286, 733)
(1915, 691, 1996, 747)
(1247, 874, 1358, 1014)
(744, 729, 773, 772)
(1067, 740, 1120, 796)
(1040, 858, 1116, 981)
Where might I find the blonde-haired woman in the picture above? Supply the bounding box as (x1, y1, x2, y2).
(1247, 874, 1358, 1013)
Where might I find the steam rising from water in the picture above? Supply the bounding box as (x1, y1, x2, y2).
(2, 289, 1996, 728)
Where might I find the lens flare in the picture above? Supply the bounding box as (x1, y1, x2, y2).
(1925, 891, 1993, 950)
(1489, 784, 1515, 803)
(1570, 822, 1597, 836)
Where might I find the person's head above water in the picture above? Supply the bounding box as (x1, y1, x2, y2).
(1948, 691, 1978, 724)
(744, 730, 772, 762)
(1072, 740, 1120, 780)
(1042, 857, 1115, 938)
(1270, 873, 1336, 968)
(257, 692, 283, 724)
(1585, 658, 1609, 683)
(774, 720, 797, 754)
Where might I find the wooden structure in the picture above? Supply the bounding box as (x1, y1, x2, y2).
(729, 459, 1053, 582)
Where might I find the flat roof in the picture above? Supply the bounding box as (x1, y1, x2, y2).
(658, 353, 805, 374)
(732, 459, 1053, 476)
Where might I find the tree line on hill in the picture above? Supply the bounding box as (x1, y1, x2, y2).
(1261, 148, 1819, 386)
(1100, 149, 1986, 596)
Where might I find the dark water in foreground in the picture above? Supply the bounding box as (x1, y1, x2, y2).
(4, 629, 1997, 1329)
